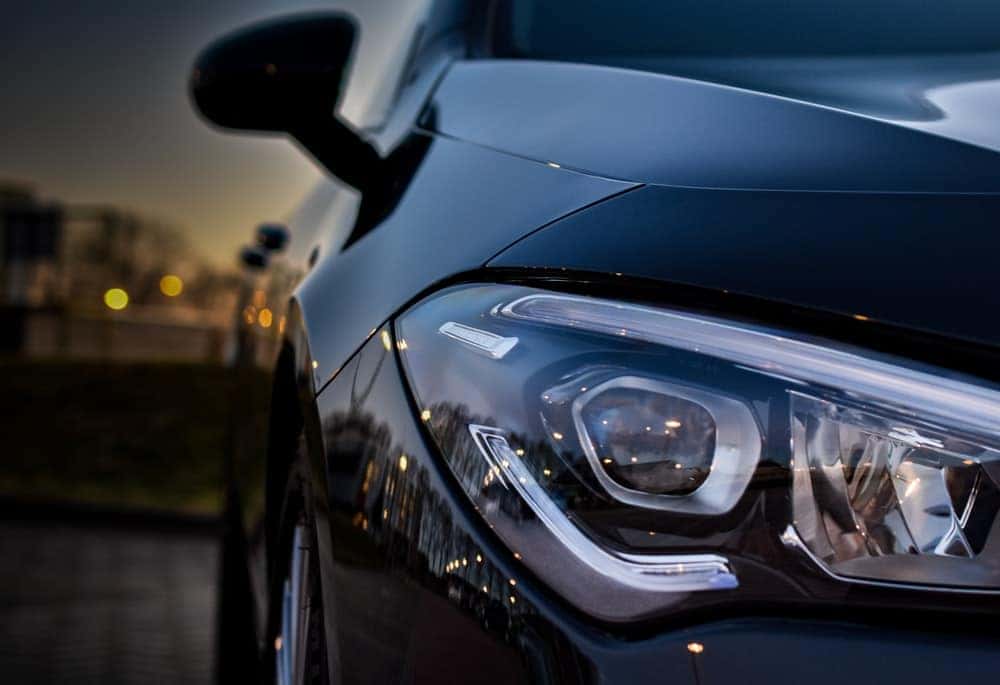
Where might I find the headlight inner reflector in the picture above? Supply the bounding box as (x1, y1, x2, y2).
(791, 392, 1000, 590)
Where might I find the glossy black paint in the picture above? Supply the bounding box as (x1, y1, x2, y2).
(600, 52, 1000, 138)
(312, 326, 1000, 683)
(191, 12, 383, 194)
(191, 13, 355, 130)
(296, 134, 633, 386)
(490, 185, 1000, 349)
(194, 7, 1000, 681)
(315, 332, 535, 683)
(428, 60, 1000, 192)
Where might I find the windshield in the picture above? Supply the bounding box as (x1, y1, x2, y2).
(497, 0, 1000, 58)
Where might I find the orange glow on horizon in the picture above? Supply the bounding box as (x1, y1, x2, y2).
(159, 274, 183, 297)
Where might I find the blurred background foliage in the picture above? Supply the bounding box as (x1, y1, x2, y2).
(0, 361, 270, 514)
(0, 180, 280, 516)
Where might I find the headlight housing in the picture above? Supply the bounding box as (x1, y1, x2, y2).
(396, 283, 1000, 622)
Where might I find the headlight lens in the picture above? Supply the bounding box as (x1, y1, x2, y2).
(578, 379, 717, 496)
(791, 392, 1000, 589)
(396, 284, 1000, 622)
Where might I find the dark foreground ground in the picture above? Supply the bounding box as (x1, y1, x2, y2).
(0, 360, 271, 683)
(0, 510, 220, 684)
(0, 360, 269, 514)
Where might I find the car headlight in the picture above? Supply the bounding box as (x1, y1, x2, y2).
(396, 283, 1000, 622)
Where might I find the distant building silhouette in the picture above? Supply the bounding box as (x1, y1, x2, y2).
(0, 181, 238, 361)
(0, 182, 63, 307)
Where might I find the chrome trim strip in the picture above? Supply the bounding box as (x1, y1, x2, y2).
(469, 423, 738, 593)
(780, 524, 1000, 595)
(439, 321, 518, 359)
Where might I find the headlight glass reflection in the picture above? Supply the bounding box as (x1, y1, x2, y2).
(396, 283, 1000, 621)
(792, 392, 1000, 589)
(579, 381, 716, 496)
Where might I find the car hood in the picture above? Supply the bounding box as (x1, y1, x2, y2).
(490, 183, 1000, 349)
(427, 56, 1000, 193)
(621, 52, 1000, 155)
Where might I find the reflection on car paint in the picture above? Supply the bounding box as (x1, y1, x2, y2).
(317, 330, 589, 683)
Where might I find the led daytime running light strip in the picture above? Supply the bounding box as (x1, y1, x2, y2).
(499, 293, 1000, 437)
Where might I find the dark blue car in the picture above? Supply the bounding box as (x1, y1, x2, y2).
(192, 2, 1000, 682)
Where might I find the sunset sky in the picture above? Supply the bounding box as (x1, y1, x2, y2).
(0, 1, 338, 266)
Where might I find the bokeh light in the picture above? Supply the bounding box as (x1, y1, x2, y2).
(159, 274, 183, 297)
(258, 307, 273, 328)
(103, 288, 129, 311)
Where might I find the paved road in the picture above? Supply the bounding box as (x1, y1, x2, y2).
(0, 516, 219, 684)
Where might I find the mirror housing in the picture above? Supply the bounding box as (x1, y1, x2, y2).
(190, 13, 380, 191)
(191, 13, 355, 132)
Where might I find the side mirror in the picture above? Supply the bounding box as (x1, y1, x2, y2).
(190, 13, 380, 191)
(239, 245, 270, 271)
(256, 223, 290, 252)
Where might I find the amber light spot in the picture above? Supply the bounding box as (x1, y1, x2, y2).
(258, 308, 273, 328)
(159, 274, 183, 297)
(687, 642, 705, 654)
